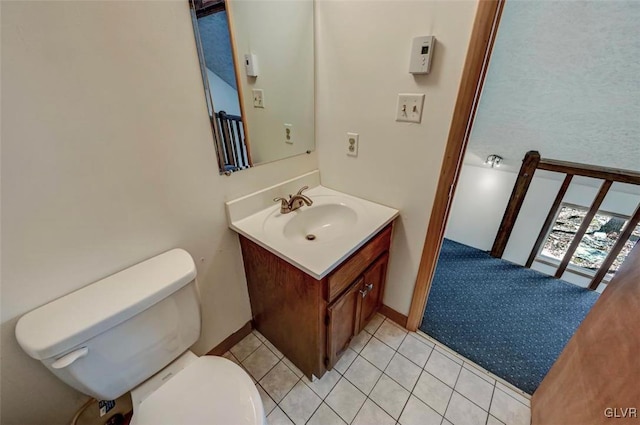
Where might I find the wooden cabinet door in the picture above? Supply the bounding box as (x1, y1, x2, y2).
(358, 253, 389, 332)
(327, 278, 362, 368)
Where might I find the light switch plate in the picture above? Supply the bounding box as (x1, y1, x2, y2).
(347, 132, 359, 157)
(252, 89, 264, 108)
(396, 93, 425, 123)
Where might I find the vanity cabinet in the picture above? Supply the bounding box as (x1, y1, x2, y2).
(326, 253, 388, 367)
(239, 223, 392, 379)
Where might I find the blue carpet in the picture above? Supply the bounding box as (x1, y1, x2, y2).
(420, 239, 600, 394)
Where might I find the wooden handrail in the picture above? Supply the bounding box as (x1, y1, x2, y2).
(587, 203, 640, 290)
(538, 159, 640, 185)
(491, 151, 640, 291)
(554, 180, 613, 278)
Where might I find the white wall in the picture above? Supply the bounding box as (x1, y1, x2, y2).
(445, 164, 640, 286)
(0, 2, 317, 424)
(230, 0, 315, 164)
(207, 68, 241, 116)
(445, 165, 517, 251)
(316, 0, 478, 315)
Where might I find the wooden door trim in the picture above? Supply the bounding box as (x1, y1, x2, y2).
(224, 0, 253, 166)
(406, 0, 506, 331)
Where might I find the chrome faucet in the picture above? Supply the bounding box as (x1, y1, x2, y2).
(274, 186, 313, 214)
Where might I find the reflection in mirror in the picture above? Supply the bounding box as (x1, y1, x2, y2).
(190, 0, 249, 173)
(189, 0, 315, 175)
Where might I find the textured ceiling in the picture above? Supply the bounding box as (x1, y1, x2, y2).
(466, 0, 640, 172)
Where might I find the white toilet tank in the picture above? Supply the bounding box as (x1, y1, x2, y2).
(15, 249, 201, 400)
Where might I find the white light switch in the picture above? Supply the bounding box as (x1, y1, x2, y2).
(252, 89, 264, 108)
(396, 93, 425, 123)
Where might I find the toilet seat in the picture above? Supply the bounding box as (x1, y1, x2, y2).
(130, 356, 265, 425)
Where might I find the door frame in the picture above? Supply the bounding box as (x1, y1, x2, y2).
(406, 0, 506, 331)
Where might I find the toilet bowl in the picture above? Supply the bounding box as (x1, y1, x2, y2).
(130, 352, 265, 425)
(15, 249, 264, 425)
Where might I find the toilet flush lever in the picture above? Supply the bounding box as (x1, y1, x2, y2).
(52, 347, 89, 369)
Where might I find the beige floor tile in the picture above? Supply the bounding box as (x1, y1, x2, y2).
(260, 361, 300, 402)
(350, 330, 372, 353)
(256, 384, 276, 416)
(252, 329, 266, 342)
(496, 382, 531, 406)
(374, 320, 408, 350)
(434, 345, 464, 365)
(364, 313, 385, 334)
(412, 371, 453, 415)
(445, 392, 488, 425)
(281, 357, 304, 378)
(399, 395, 442, 425)
(344, 356, 382, 395)
(303, 368, 341, 398)
(385, 352, 422, 391)
(455, 367, 495, 411)
(490, 388, 531, 425)
(307, 403, 346, 425)
(369, 374, 410, 419)
(352, 399, 395, 425)
(398, 333, 433, 368)
(360, 336, 395, 370)
(487, 414, 506, 425)
(267, 406, 294, 425)
(279, 380, 322, 425)
(242, 344, 279, 381)
(462, 362, 496, 385)
(263, 337, 285, 359)
(333, 347, 358, 374)
(230, 333, 262, 361)
(424, 350, 461, 388)
(325, 378, 367, 424)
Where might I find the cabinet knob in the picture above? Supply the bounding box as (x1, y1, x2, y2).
(359, 283, 374, 298)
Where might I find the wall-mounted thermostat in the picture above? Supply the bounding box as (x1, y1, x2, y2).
(409, 36, 435, 74)
(244, 53, 259, 77)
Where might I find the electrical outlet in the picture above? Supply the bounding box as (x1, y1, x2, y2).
(252, 89, 264, 108)
(347, 132, 359, 157)
(396, 93, 425, 123)
(284, 123, 293, 144)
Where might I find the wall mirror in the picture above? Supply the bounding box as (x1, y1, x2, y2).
(189, 0, 315, 175)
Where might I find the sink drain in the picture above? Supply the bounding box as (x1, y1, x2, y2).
(305, 234, 316, 241)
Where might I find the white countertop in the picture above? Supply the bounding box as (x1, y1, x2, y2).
(228, 186, 399, 279)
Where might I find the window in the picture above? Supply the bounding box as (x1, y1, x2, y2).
(539, 204, 640, 280)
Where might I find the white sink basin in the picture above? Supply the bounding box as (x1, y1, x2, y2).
(228, 186, 399, 279)
(265, 199, 358, 244)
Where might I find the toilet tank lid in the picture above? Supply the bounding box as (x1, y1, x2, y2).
(15, 249, 197, 360)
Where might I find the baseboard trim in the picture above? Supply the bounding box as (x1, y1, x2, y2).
(380, 304, 408, 329)
(206, 308, 406, 355)
(206, 321, 253, 356)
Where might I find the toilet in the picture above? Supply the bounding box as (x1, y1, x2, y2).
(15, 249, 265, 425)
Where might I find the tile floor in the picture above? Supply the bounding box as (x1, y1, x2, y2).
(222, 315, 531, 425)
